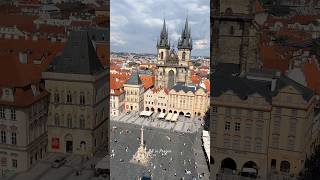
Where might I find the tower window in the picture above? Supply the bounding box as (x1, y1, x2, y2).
(182, 52, 186, 61)
(230, 26, 234, 35)
(160, 52, 163, 60)
(225, 8, 233, 15)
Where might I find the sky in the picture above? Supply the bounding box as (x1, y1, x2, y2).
(110, 0, 210, 57)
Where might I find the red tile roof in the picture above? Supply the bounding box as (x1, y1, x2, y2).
(191, 75, 201, 85)
(303, 58, 320, 94)
(140, 74, 155, 90)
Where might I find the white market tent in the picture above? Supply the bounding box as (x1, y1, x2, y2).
(139, 111, 153, 117)
(158, 112, 166, 119)
(165, 113, 173, 121)
(171, 113, 179, 122)
(202, 130, 210, 163)
(202, 130, 209, 137)
(145, 111, 153, 117)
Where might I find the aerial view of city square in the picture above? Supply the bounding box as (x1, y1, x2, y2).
(0, 0, 109, 179)
(110, 0, 210, 179)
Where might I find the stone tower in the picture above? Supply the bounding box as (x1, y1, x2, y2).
(157, 19, 170, 65)
(177, 17, 192, 67)
(212, 0, 260, 73)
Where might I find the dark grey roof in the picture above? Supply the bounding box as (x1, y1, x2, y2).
(213, 63, 314, 102)
(157, 19, 170, 49)
(125, 72, 142, 85)
(177, 17, 192, 50)
(172, 84, 206, 93)
(48, 30, 104, 75)
(274, 75, 314, 101)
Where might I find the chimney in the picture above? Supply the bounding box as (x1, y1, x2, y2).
(19, 52, 28, 64)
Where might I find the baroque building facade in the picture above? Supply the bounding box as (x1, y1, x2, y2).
(211, 66, 315, 179)
(138, 18, 209, 118)
(211, 0, 316, 179)
(0, 55, 49, 172)
(43, 30, 108, 155)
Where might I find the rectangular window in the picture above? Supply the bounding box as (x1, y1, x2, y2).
(244, 137, 251, 151)
(11, 132, 16, 145)
(223, 137, 230, 148)
(255, 139, 262, 152)
(225, 108, 231, 116)
(11, 108, 16, 120)
(1, 131, 6, 144)
(235, 122, 241, 131)
(224, 121, 231, 131)
(288, 136, 296, 150)
(12, 159, 17, 168)
(0, 107, 4, 119)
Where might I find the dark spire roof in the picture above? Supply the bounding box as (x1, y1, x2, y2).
(125, 72, 142, 85)
(48, 30, 104, 75)
(178, 16, 192, 50)
(157, 18, 170, 49)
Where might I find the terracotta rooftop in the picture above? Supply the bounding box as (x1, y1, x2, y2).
(140, 74, 155, 90)
(303, 58, 320, 94)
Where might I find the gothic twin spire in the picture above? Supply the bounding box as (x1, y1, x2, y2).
(157, 17, 192, 50)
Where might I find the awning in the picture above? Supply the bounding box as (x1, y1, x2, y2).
(158, 112, 166, 119)
(171, 113, 179, 121)
(145, 111, 153, 117)
(140, 111, 153, 117)
(165, 113, 173, 121)
(242, 168, 257, 173)
(202, 130, 209, 137)
(139, 111, 147, 116)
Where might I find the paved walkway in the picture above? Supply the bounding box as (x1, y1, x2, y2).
(111, 112, 202, 134)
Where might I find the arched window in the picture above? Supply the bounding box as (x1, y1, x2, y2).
(67, 91, 72, 103)
(67, 114, 72, 128)
(160, 52, 164, 60)
(80, 92, 85, 105)
(225, 8, 233, 15)
(280, 161, 290, 173)
(54, 114, 60, 126)
(182, 52, 186, 61)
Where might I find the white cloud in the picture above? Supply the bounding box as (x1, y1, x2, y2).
(111, 0, 210, 56)
(194, 39, 209, 50)
(111, 32, 127, 45)
(111, 15, 129, 28)
(183, 3, 209, 13)
(143, 17, 163, 28)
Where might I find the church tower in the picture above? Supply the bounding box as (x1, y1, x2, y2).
(212, 0, 260, 73)
(177, 17, 192, 67)
(157, 19, 170, 65)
